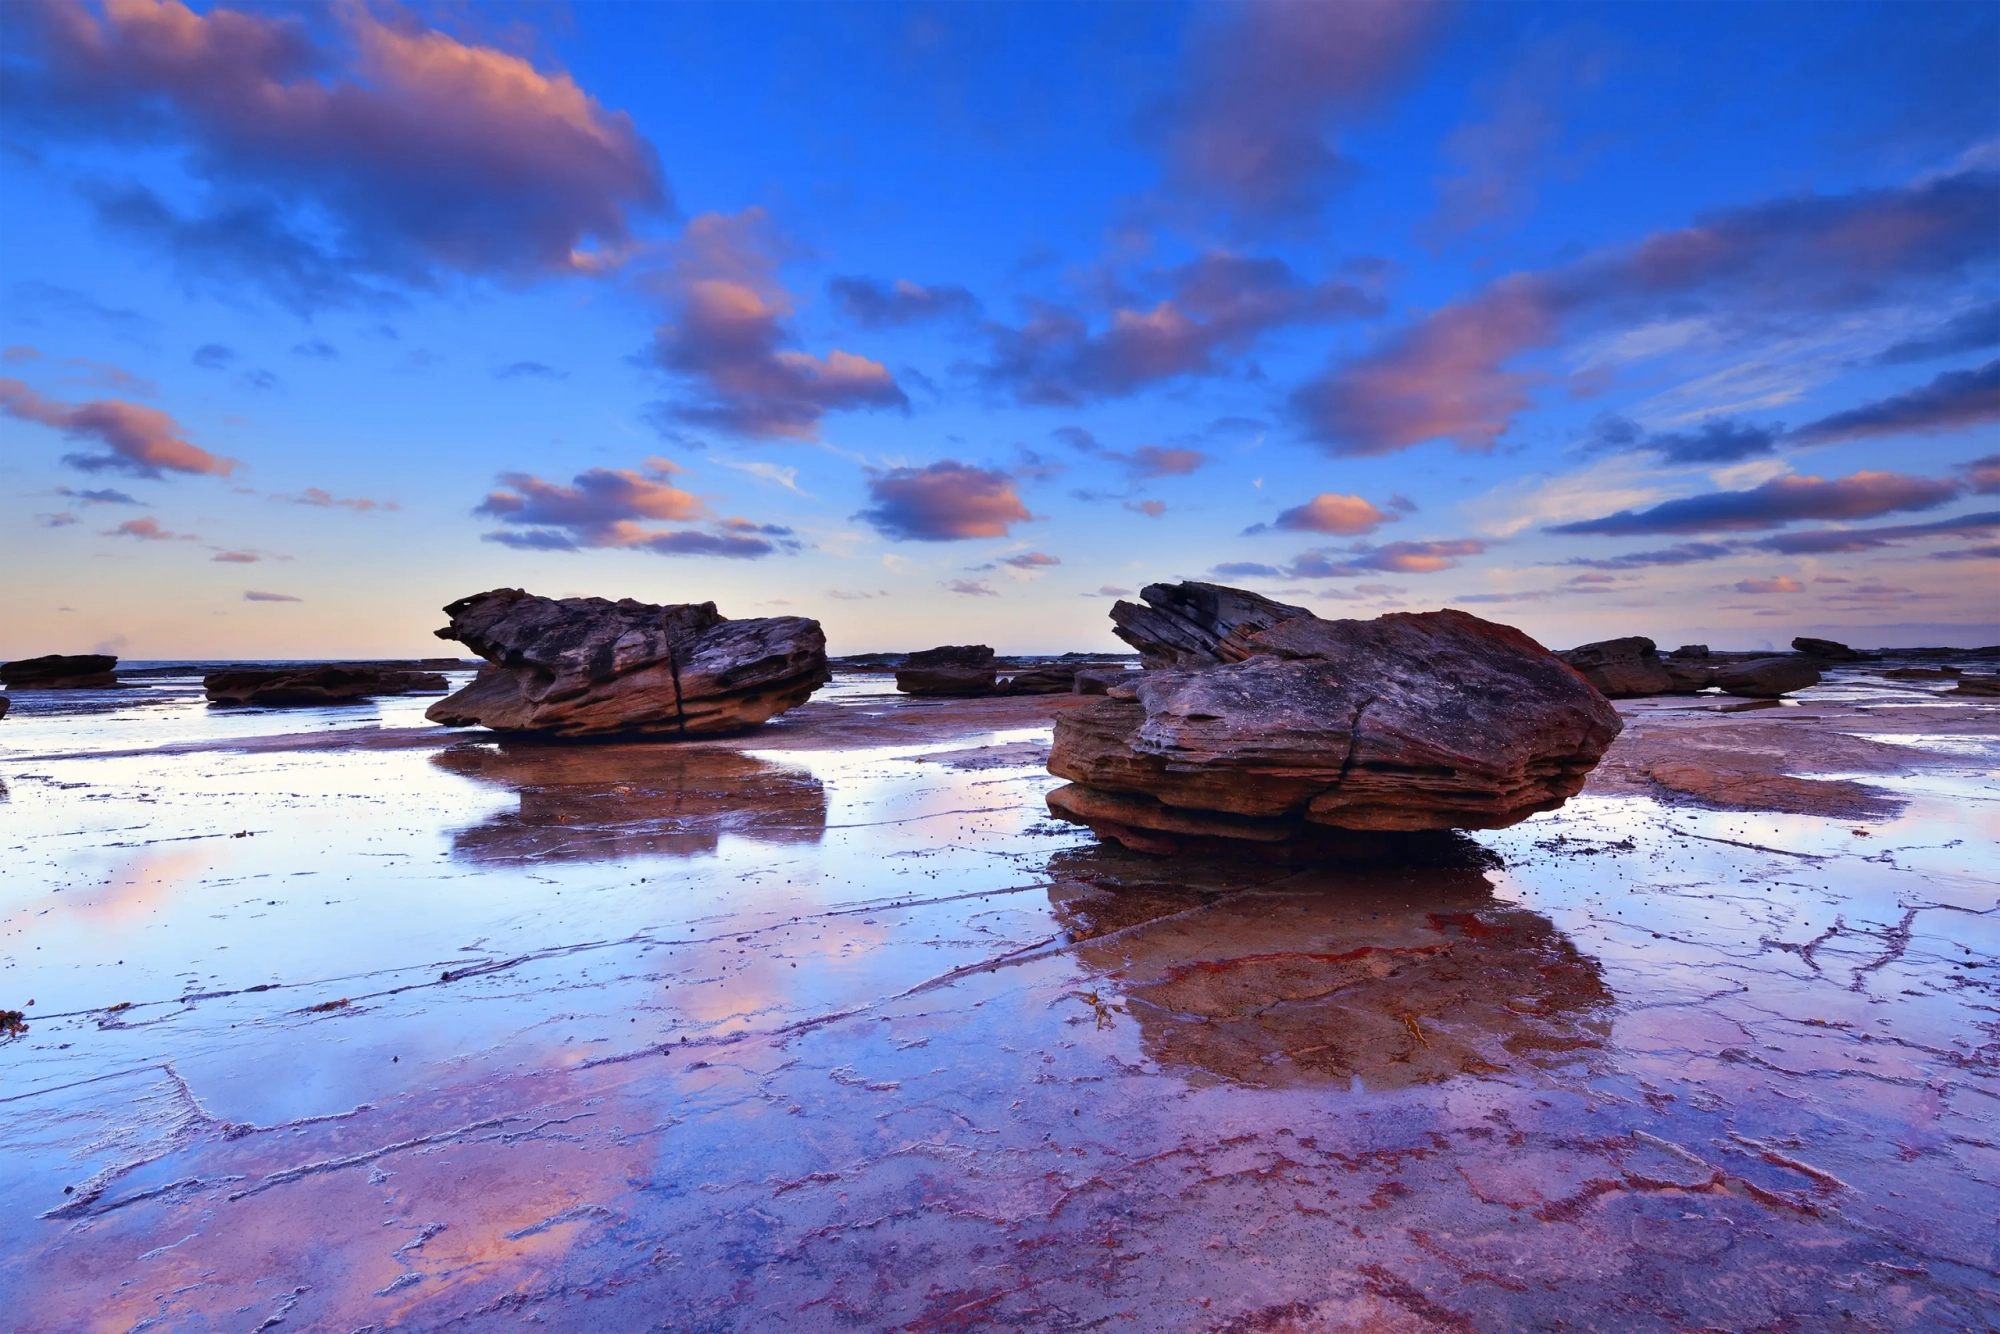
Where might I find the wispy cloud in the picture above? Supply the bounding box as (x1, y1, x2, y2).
(1, 378, 235, 477)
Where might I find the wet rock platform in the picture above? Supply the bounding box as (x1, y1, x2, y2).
(0, 666, 1996, 1330)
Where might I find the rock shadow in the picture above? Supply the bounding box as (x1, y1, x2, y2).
(434, 742, 828, 864)
(1051, 847, 1613, 1090)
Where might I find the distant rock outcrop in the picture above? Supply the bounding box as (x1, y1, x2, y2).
(895, 646, 997, 697)
(1557, 637, 1678, 698)
(1002, 664, 1079, 695)
(425, 589, 829, 737)
(1048, 583, 1623, 861)
(1, 654, 118, 689)
(1794, 636, 1868, 662)
(1713, 656, 1821, 698)
(1073, 667, 1141, 696)
(205, 664, 449, 707)
(1952, 676, 2000, 697)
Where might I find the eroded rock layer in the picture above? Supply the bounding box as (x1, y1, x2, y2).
(1050, 585, 1623, 858)
(425, 588, 828, 738)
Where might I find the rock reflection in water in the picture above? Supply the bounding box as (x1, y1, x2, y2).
(433, 742, 827, 862)
(1052, 847, 1612, 1090)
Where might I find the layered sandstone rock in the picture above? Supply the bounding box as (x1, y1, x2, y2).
(1713, 656, 1821, 698)
(1, 654, 118, 689)
(895, 646, 997, 697)
(205, 665, 449, 706)
(1558, 637, 1677, 698)
(1002, 664, 1079, 695)
(425, 589, 828, 738)
(1049, 585, 1623, 861)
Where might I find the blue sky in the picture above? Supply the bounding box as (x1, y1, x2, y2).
(3, 0, 1996, 658)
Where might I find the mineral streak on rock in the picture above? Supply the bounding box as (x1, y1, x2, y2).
(425, 588, 829, 738)
(894, 644, 998, 697)
(0, 653, 119, 689)
(204, 665, 449, 706)
(1050, 586, 1624, 858)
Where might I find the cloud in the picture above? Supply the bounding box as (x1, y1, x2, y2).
(496, 360, 564, 381)
(829, 277, 979, 327)
(292, 338, 338, 360)
(0, 377, 236, 476)
(474, 458, 782, 559)
(276, 487, 398, 512)
(39, 511, 77, 527)
(1088, 585, 1135, 597)
(6, 281, 150, 338)
(6, 0, 665, 308)
(1292, 165, 2000, 455)
(104, 515, 193, 540)
(1550, 471, 1960, 536)
(1964, 454, 2000, 493)
(857, 460, 1031, 541)
(243, 590, 301, 602)
(1232, 538, 1487, 581)
(212, 550, 258, 563)
(1735, 575, 1804, 594)
(1124, 499, 1167, 518)
(1059, 429, 1208, 480)
(1874, 300, 2000, 364)
(57, 486, 141, 505)
(999, 551, 1061, 569)
(1932, 543, 2000, 560)
(712, 458, 810, 496)
(1211, 561, 1282, 579)
(1561, 541, 1742, 570)
(1790, 358, 2000, 443)
(1751, 508, 2000, 554)
(646, 209, 907, 438)
(192, 342, 235, 369)
(944, 578, 998, 597)
(1258, 492, 1396, 536)
(979, 253, 1378, 404)
(1155, 0, 1447, 222)
(1586, 413, 1782, 464)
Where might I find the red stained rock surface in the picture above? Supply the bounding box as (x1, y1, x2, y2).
(426, 588, 829, 737)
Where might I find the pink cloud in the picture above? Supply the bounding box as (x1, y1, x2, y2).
(647, 209, 907, 439)
(1735, 576, 1805, 594)
(1266, 492, 1397, 536)
(1159, 0, 1448, 220)
(0, 376, 236, 477)
(13, 0, 665, 305)
(104, 515, 195, 541)
(1295, 166, 2000, 455)
(474, 460, 784, 559)
(858, 461, 1031, 541)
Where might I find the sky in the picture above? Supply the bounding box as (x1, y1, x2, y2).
(2, 0, 1998, 660)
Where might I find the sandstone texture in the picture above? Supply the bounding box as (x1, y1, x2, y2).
(1048, 583, 1623, 860)
(895, 645, 997, 697)
(205, 665, 449, 707)
(425, 589, 828, 738)
(1, 653, 118, 689)
(1558, 636, 1678, 698)
(1714, 656, 1822, 698)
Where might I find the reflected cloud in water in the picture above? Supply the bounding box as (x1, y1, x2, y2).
(433, 742, 828, 863)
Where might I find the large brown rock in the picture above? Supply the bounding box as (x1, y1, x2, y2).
(1048, 586, 1623, 861)
(1558, 637, 1676, 698)
(1, 654, 118, 689)
(205, 664, 449, 706)
(1002, 664, 1080, 695)
(895, 645, 997, 697)
(1712, 656, 1820, 698)
(425, 589, 828, 737)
